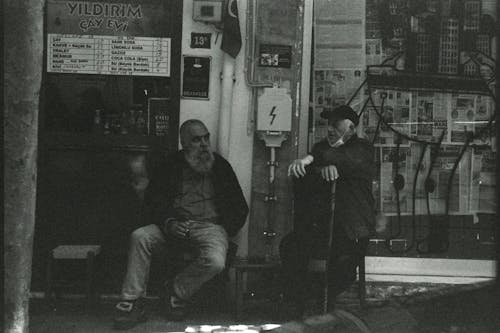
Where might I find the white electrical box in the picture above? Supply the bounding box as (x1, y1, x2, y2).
(257, 87, 293, 132)
(193, 1, 223, 22)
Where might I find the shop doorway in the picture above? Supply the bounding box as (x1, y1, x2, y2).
(33, 0, 183, 293)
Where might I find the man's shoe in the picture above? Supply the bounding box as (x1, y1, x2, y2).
(164, 281, 188, 321)
(113, 298, 147, 330)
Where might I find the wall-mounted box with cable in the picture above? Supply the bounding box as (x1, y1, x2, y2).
(193, 0, 222, 23)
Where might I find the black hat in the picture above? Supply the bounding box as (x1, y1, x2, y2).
(320, 105, 359, 126)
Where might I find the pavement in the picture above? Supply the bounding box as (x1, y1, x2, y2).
(29, 281, 500, 333)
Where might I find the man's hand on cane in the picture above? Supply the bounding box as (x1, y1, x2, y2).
(320, 165, 339, 182)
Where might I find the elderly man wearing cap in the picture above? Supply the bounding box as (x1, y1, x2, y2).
(282, 105, 376, 315)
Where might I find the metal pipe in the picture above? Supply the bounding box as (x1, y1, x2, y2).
(245, 0, 273, 88)
(269, 147, 276, 183)
(217, 54, 236, 158)
(264, 147, 277, 241)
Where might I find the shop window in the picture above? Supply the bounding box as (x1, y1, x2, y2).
(311, 0, 496, 259)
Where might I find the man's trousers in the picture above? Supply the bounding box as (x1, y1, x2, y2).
(120, 222, 228, 301)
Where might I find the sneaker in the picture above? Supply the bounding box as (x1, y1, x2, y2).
(113, 298, 147, 330)
(163, 281, 188, 321)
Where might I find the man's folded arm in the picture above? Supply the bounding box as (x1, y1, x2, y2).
(312, 140, 375, 180)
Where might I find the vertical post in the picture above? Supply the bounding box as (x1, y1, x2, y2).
(496, 0, 500, 294)
(4, 0, 44, 332)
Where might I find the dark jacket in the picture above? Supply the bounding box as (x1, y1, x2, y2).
(143, 151, 249, 237)
(310, 134, 376, 240)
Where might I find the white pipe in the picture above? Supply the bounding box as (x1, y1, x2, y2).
(269, 147, 276, 183)
(298, 0, 313, 157)
(217, 54, 236, 158)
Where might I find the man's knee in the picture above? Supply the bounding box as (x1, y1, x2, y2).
(203, 253, 226, 274)
(130, 227, 154, 247)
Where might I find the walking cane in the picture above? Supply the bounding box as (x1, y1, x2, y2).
(323, 180, 337, 313)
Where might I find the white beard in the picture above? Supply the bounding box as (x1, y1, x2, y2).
(185, 149, 215, 174)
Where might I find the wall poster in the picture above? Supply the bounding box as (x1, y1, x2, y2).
(258, 44, 292, 68)
(182, 56, 211, 100)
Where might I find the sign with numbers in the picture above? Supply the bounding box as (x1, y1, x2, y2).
(190, 33, 211, 49)
(257, 87, 292, 132)
(47, 34, 171, 76)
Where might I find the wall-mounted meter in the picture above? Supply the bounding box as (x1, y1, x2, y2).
(257, 87, 292, 133)
(193, 0, 223, 23)
(256, 86, 293, 147)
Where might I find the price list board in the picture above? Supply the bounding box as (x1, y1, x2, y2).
(47, 34, 171, 77)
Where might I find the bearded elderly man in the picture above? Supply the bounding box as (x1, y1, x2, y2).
(282, 105, 375, 314)
(114, 119, 248, 330)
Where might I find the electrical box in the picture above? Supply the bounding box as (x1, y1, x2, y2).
(257, 87, 293, 132)
(193, 0, 223, 23)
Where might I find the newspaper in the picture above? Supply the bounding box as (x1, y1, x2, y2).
(406, 143, 430, 214)
(388, 90, 411, 144)
(473, 95, 494, 146)
(366, 39, 383, 66)
(361, 88, 383, 144)
(361, 89, 412, 145)
(373, 147, 382, 212)
(313, 69, 365, 144)
(432, 93, 450, 141)
(470, 147, 496, 212)
(411, 92, 435, 141)
(380, 146, 411, 213)
(450, 94, 476, 143)
(428, 145, 471, 214)
(314, 69, 365, 107)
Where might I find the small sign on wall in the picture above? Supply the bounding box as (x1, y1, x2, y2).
(148, 98, 170, 136)
(191, 33, 211, 49)
(258, 44, 292, 68)
(257, 87, 292, 132)
(182, 56, 211, 99)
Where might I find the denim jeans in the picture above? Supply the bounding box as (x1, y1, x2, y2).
(121, 222, 228, 301)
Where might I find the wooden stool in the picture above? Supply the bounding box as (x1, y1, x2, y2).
(45, 245, 101, 312)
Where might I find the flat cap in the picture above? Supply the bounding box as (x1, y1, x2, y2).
(320, 105, 359, 126)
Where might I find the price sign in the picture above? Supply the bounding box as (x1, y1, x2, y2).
(47, 34, 171, 77)
(190, 33, 211, 49)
